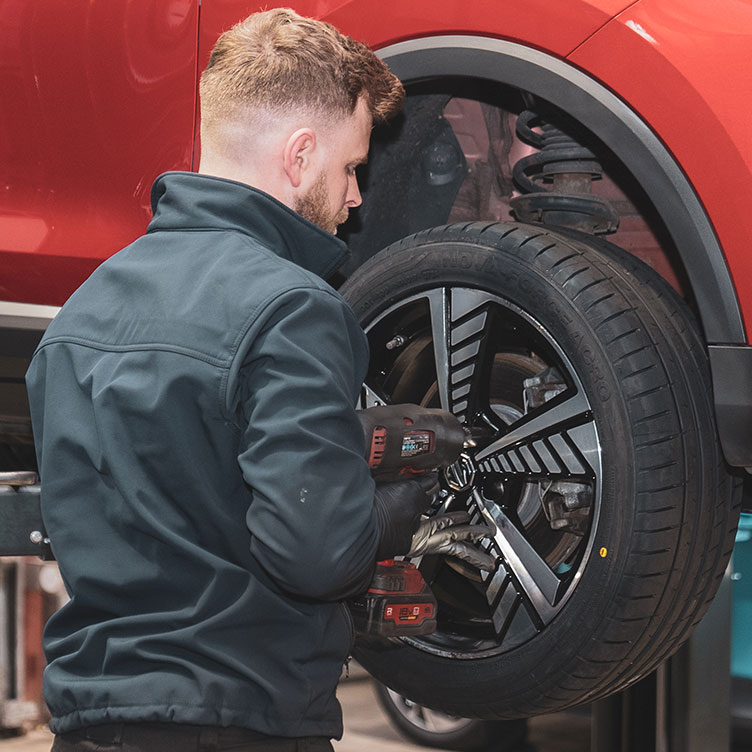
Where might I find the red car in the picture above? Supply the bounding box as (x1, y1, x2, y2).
(2, 0, 751, 721)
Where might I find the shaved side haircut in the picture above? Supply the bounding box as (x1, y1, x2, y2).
(199, 8, 405, 135)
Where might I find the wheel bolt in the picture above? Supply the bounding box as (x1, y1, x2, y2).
(386, 335, 406, 350)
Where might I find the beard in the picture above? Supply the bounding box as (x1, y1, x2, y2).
(294, 174, 348, 235)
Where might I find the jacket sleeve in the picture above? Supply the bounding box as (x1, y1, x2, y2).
(230, 285, 379, 601)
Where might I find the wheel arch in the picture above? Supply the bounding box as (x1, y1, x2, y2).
(376, 35, 743, 346)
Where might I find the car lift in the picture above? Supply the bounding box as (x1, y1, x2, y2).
(591, 564, 733, 752)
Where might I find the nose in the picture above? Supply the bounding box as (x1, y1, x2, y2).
(346, 175, 362, 208)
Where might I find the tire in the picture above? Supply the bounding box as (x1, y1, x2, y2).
(341, 221, 741, 719)
(374, 682, 528, 751)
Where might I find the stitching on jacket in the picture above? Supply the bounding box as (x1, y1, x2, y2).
(35, 337, 229, 368)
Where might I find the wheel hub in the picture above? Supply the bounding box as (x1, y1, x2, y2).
(443, 452, 477, 492)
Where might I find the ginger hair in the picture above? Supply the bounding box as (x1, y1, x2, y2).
(199, 8, 404, 133)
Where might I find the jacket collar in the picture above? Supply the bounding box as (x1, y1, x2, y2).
(147, 171, 349, 281)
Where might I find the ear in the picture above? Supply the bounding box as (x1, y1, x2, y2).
(282, 128, 316, 188)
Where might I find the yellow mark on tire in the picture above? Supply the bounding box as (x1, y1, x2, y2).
(599, 547, 608, 558)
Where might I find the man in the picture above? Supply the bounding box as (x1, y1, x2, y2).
(26, 9, 488, 752)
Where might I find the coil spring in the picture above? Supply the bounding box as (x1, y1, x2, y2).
(509, 111, 619, 234)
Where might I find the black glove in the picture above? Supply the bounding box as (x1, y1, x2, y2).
(408, 511, 497, 571)
(373, 475, 436, 560)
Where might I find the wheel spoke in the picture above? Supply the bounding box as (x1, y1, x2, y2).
(426, 288, 493, 422)
(475, 390, 599, 478)
(473, 490, 559, 625)
(426, 288, 452, 412)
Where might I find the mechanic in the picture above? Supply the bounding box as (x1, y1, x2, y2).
(26, 9, 488, 752)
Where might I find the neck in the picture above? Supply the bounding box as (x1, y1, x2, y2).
(198, 144, 293, 209)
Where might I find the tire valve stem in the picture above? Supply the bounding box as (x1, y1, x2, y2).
(386, 334, 407, 350)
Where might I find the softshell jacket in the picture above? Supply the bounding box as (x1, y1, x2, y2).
(25, 172, 380, 738)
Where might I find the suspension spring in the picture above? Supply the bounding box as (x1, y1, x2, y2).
(509, 111, 619, 234)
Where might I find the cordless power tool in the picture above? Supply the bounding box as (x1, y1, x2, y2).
(349, 404, 465, 638)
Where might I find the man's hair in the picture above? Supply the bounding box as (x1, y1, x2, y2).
(199, 8, 404, 131)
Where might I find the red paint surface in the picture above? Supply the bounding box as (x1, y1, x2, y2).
(0, 0, 199, 304)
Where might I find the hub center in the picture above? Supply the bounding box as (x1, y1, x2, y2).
(444, 452, 477, 492)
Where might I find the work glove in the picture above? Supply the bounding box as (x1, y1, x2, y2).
(373, 475, 437, 560)
(408, 511, 497, 571)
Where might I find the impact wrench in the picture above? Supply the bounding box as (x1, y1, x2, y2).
(349, 404, 497, 637)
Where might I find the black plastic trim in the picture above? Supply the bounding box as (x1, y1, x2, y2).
(378, 36, 745, 345)
(709, 345, 752, 468)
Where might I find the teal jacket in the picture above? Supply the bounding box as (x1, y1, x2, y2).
(25, 172, 380, 738)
